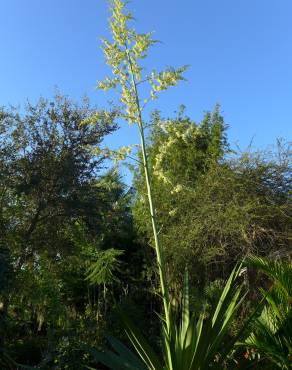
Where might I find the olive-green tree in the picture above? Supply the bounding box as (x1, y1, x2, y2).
(0, 96, 140, 367)
(133, 111, 292, 294)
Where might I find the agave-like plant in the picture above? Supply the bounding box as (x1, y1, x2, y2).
(86, 2, 256, 369)
(91, 263, 249, 369)
(241, 256, 292, 369)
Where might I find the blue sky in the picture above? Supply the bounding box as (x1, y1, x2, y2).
(1, 0, 291, 179)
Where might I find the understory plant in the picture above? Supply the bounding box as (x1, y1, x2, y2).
(241, 256, 292, 369)
(90, 263, 249, 369)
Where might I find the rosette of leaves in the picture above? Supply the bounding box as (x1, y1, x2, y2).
(89, 263, 252, 369)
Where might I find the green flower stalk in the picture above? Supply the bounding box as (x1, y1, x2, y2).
(97, 0, 187, 331)
(90, 4, 257, 368)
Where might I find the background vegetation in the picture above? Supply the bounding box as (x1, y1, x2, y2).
(0, 94, 290, 369)
(0, 0, 291, 369)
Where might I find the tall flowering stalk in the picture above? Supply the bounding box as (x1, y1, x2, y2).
(91, 3, 252, 368)
(97, 0, 187, 332)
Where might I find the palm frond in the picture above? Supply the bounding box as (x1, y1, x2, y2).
(243, 256, 292, 369)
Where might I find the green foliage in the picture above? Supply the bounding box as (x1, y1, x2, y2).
(12, 256, 66, 331)
(0, 95, 140, 367)
(0, 95, 117, 264)
(93, 263, 250, 369)
(133, 111, 292, 293)
(86, 248, 124, 285)
(0, 243, 11, 294)
(88, 334, 147, 370)
(93, 2, 292, 370)
(0, 1, 291, 369)
(242, 256, 292, 369)
(0, 242, 13, 367)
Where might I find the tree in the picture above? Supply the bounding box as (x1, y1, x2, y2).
(0, 95, 141, 366)
(133, 110, 292, 294)
(0, 95, 117, 265)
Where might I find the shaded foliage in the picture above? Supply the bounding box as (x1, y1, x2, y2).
(0, 96, 144, 368)
(242, 256, 292, 369)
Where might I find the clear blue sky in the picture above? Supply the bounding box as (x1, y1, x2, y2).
(1, 0, 291, 177)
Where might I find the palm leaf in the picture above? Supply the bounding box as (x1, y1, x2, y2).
(242, 256, 292, 369)
(88, 337, 147, 370)
(118, 309, 164, 370)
